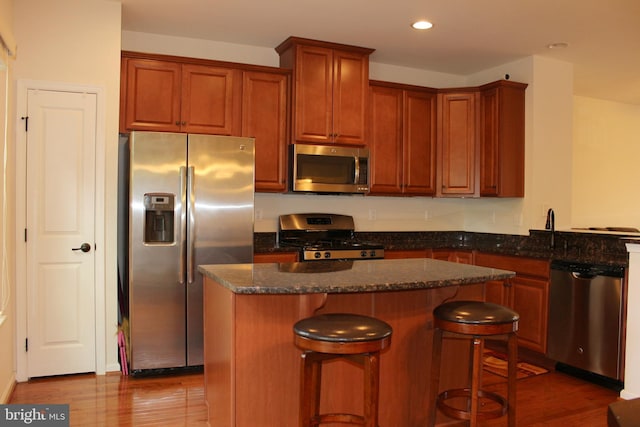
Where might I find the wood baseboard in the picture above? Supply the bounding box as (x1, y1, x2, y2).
(0, 373, 16, 404)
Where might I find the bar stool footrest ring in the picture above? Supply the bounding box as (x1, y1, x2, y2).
(436, 388, 508, 421)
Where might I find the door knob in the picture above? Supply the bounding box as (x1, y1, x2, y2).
(72, 243, 91, 253)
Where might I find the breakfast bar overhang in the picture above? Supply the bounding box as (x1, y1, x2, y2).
(199, 258, 515, 427)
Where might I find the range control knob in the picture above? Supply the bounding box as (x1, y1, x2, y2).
(324, 252, 331, 259)
(361, 250, 368, 257)
(314, 252, 322, 259)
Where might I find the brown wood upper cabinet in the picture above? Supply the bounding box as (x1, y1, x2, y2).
(436, 90, 479, 197)
(276, 37, 374, 146)
(479, 80, 528, 197)
(242, 71, 289, 192)
(121, 56, 241, 135)
(368, 81, 437, 195)
(120, 52, 291, 193)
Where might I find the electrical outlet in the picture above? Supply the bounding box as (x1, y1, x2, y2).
(255, 208, 263, 220)
(368, 209, 376, 220)
(424, 210, 429, 221)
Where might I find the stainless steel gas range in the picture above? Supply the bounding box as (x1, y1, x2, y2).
(278, 213, 384, 261)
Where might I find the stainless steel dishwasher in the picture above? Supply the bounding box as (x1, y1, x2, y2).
(547, 260, 625, 382)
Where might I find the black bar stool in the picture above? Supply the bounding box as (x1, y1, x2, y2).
(428, 300, 519, 427)
(293, 313, 393, 427)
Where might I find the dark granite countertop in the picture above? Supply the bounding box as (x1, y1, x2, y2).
(254, 229, 633, 267)
(198, 258, 514, 294)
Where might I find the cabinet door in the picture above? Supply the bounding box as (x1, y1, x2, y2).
(510, 276, 548, 353)
(369, 85, 403, 194)
(479, 87, 500, 195)
(484, 279, 510, 306)
(293, 44, 333, 143)
(181, 64, 241, 135)
(437, 91, 478, 196)
(404, 90, 437, 195)
(332, 50, 369, 145)
(242, 71, 289, 192)
(124, 59, 182, 132)
(479, 82, 526, 197)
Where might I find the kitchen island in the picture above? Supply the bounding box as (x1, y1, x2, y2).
(199, 258, 514, 427)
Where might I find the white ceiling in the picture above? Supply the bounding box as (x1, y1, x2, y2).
(121, 0, 640, 105)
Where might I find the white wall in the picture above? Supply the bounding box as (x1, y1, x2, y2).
(12, 0, 122, 376)
(462, 56, 575, 234)
(0, 0, 15, 402)
(573, 96, 640, 229)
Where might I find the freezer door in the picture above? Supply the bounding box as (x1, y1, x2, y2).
(186, 134, 255, 365)
(129, 132, 187, 370)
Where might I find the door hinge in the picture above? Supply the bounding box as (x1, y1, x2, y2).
(21, 116, 29, 132)
(25, 338, 28, 352)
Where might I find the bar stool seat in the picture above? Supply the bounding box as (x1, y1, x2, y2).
(294, 313, 392, 427)
(428, 300, 519, 427)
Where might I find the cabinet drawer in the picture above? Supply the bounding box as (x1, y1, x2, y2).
(253, 252, 299, 263)
(475, 252, 549, 279)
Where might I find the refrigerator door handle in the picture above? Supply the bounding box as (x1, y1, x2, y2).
(179, 166, 187, 285)
(187, 166, 196, 284)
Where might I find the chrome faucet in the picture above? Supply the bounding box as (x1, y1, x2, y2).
(545, 208, 555, 249)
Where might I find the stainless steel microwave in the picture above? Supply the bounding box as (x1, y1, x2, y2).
(291, 144, 369, 194)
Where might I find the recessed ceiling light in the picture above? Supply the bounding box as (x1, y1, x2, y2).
(412, 20, 433, 30)
(547, 42, 569, 49)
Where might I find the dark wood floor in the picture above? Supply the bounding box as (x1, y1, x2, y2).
(8, 368, 619, 426)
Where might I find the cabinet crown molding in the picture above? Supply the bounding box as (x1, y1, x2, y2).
(275, 36, 375, 56)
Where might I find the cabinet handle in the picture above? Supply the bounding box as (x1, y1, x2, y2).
(175, 121, 180, 126)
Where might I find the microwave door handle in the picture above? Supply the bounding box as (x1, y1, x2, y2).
(353, 156, 360, 184)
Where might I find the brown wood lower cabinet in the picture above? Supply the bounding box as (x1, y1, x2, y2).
(384, 249, 432, 259)
(432, 249, 474, 264)
(474, 252, 550, 354)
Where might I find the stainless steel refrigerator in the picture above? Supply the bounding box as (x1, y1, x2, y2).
(119, 131, 254, 372)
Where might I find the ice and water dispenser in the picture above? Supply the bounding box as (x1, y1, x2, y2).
(143, 193, 175, 244)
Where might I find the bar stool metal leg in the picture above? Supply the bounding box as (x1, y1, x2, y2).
(427, 327, 443, 427)
(507, 332, 518, 427)
(471, 337, 486, 427)
(363, 352, 381, 427)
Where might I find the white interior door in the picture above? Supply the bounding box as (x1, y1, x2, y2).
(25, 89, 97, 378)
